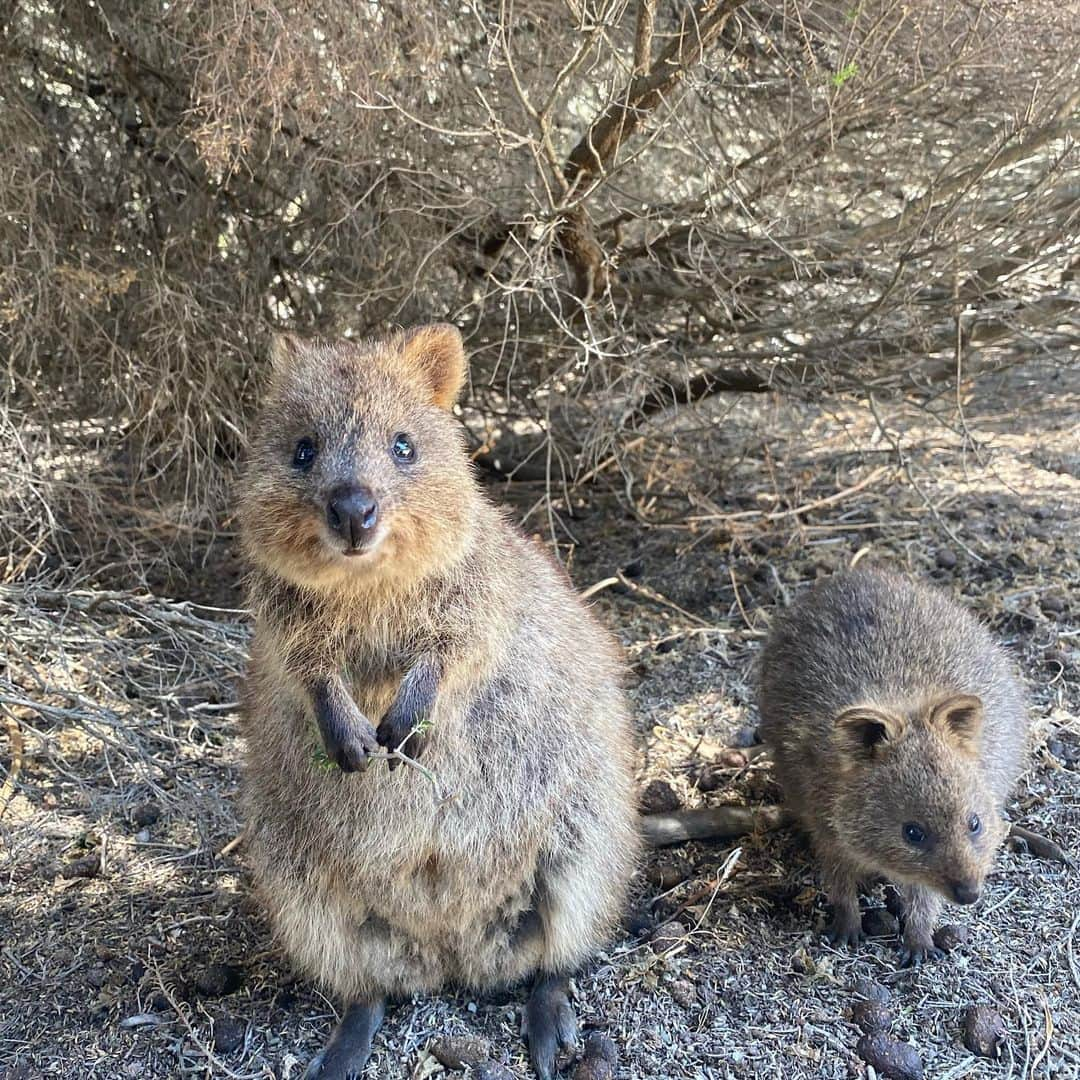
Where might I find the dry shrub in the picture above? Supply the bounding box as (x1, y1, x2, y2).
(1, 0, 1077, 582)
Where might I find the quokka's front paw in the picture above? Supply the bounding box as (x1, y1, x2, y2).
(824, 909, 865, 950)
(898, 934, 944, 967)
(375, 708, 425, 767)
(323, 718, 379, 773)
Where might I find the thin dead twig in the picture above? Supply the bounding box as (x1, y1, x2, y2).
(573, 435, 647, 489)
(0, 713, 25, 818)
(867, 395, 987, 564)
(581, 571, 716, 628)
(581, 575, 621, 600)
(152, 963, 263, 1080)
(218, 827, 247, 857)
(686, 465, 892, 525)
(662, 846, 744, 925)
(616, 572, 715, 628)
(729, 567, 754, 631)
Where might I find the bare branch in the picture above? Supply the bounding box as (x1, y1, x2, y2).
(556, 0, 747, 299)
(3, 0, 1077, 559)
(633, 0, 657, 75)
(564, 0, 747, 191)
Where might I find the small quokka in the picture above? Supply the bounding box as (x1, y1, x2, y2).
(238, 326, 640, 1080)
(758, 567, 1028, 966)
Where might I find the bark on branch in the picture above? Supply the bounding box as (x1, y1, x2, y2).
(633, 0, 657, 75)
(557, 0, 747, 300)
(638, 365, 776, 410)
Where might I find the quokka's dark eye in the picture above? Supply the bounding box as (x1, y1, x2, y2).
(293, 437, 317, 471)
(903, 822, 927, 846)
(391, 433, 416, 462)
(968, 814, 982, 835)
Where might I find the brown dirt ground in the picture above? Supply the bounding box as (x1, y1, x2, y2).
(1, 362, 1078, 1079)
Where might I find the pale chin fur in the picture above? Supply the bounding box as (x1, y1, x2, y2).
(333, 528, 388, 563)
(305, 512, 390, 562)
(254, 532, 391, 593)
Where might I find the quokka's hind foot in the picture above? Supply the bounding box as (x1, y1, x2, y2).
(305, 999, 385, 1080)
(522, 973, 577, 1080)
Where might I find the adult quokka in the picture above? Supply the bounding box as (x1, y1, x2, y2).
(238, 325, 640, 1078)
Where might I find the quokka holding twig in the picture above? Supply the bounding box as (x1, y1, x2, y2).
(238, 325, 640, 1079)
(758, 567, 1028, 966)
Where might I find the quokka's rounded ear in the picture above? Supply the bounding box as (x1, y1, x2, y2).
(268, 333, 303, 376)
(834, 706, 905, 760)
(398, 323, 467, 410)
(928, 693, 984, 751)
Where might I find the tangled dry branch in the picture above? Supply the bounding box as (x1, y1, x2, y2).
(1, 0, 1077, 580)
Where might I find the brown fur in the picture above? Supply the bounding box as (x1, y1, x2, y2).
(237, 327, 640, 1007)
(758, 567, 1028, 963)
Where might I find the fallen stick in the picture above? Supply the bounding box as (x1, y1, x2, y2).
(218, 827, 247, 857)
(615, 572, 715, 628)
(642, 804, 789, 847)
(581, 575, 620, 600)
(1008, 823, 1072, 866)
(685, 466, 890, 525)
(663, 847, 744, 924)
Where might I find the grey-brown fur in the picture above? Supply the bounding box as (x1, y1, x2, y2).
(758, 566, 1028, 965)
(238, 327, 640, 1078)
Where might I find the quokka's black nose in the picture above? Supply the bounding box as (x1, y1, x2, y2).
(326, 485, 378, 549)
(951, 880, 980, 905)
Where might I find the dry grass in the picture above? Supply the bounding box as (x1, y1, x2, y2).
(1, 361, 1077, 1079)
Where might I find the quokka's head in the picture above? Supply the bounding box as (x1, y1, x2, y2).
(239, 324, 477, 591)
(831, 692, 1006, 907)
